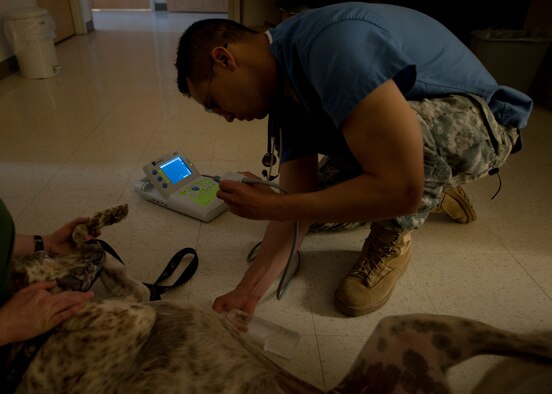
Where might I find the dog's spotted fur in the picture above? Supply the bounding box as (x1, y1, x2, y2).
(8, 205, 552, 393)
(10, 242, 105, 294)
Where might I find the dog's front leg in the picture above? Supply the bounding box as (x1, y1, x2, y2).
(99, 254, 151, 302)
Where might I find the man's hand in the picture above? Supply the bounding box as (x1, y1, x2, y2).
(44, 217, 101, 255)
(212, 288, 260, 317)
(0, 282, 94, 346)
(216, 172, 282, 220)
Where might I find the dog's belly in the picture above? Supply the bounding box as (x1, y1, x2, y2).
(18, 301, 312, 394)
(119, 302, 289, 393)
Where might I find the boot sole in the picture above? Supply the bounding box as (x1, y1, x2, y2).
(334, 287, 395, 316)
(333, 246, 412, 317)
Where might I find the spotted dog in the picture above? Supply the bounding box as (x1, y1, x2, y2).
(7, 205, 552, 393)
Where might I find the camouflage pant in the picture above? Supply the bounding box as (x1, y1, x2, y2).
(318, 94, 519, 232)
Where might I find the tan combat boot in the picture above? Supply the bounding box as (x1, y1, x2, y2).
(334, 223, 412, 316)
(432, 186, 477, 224)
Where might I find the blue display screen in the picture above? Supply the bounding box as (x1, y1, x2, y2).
(160, 156, 192, 184)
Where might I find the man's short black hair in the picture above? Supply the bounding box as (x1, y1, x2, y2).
(175, 19, 258, 96)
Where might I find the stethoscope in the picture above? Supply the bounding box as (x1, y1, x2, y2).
(247, 113, 301, 300)
(261, 115, 280, 182)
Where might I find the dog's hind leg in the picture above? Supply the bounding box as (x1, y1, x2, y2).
(329, 314, 552, 394)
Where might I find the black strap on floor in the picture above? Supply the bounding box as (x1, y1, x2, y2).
(143, 247, 199, 301)
(95, 239, 199, 301)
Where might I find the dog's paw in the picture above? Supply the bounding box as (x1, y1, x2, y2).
(88, 204, 129, 230)
(72, 204, 129, 247)
(72, 223, 89, 247)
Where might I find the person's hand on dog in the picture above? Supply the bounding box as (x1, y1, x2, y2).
(12, 216, 102, 260)
(213, 288, 260, 320)
(45, 217, 101, 255)
(0, 281, 93, 346)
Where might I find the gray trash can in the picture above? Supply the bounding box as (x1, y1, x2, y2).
(471, 29, 552, 93)
(3, 7, 61, 79)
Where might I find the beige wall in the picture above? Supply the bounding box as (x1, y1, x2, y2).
(167, 0, 226, 13)
(228, 0, 281, 28)
(37, 0, 76, 42)
(524, 0, 552, 103)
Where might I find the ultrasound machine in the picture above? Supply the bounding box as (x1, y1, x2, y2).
(134, 151, 228, 222)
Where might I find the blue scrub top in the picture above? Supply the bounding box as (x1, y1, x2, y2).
(268, 2, 532, 161)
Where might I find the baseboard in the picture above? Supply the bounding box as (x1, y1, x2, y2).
(86, 19, 95, 33)
(0, 55, 18, 80)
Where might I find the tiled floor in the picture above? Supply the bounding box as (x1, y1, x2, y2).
(1, 10, 551, 393)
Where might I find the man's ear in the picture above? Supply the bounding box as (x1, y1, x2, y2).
(211, 46, 236, 71)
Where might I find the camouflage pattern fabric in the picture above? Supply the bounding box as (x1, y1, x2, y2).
(316, 94, 519, 232)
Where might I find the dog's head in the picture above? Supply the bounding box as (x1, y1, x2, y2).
(11, 242, 106, 294)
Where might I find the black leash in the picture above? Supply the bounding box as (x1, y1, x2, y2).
(94, 239, 198, 301)
(143, 247, 199, 301)
(1, 241, 199, 392)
